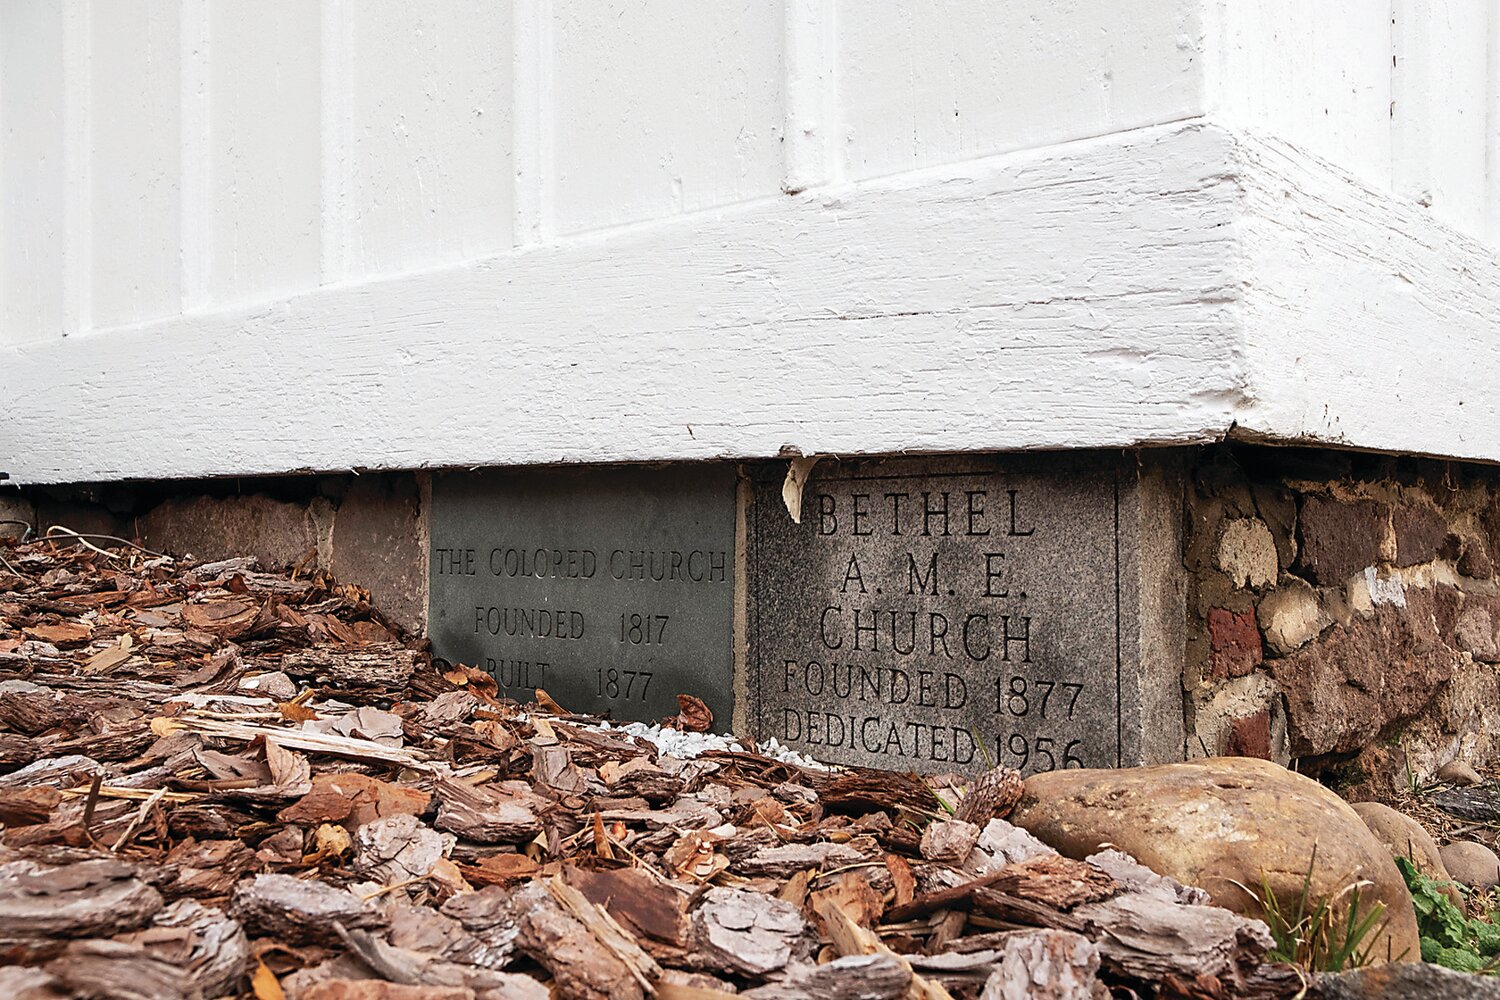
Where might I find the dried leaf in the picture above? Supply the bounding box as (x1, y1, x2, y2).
(885, 855, 916, 908)
(675, 694, 713, 733)
(592, 811, 615, 860)
(278, 700, 319, 722)
(304, 823, 354, 865)
(251, 961, 286, 1000)
(534, 688, 567, 714)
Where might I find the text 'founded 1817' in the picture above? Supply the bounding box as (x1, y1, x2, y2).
(427, 466, 737, 728)
(749, 457, 1123, 774)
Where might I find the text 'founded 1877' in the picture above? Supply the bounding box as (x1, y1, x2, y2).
(749, 456, 1123, 774)
(428, 466, 737, 728)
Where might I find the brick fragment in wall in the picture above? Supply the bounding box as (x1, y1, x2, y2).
(1207, 607, 1262, 680)
(1189, 672, 1281, 762)
(1215, 518, 1277, 589)
(1226, 710, 1272, 760)
(1393, 502, 1453, 568)
(1258, 578, 1330, 656)
(1266, 587, 1461, 757)
(1459, 537, 1495, 580)
(1296, 496, 1390, 586)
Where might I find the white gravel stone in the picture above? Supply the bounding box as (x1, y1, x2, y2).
(585, 720, 834, 771)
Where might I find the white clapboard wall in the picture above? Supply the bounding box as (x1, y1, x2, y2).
(3, 1, 1500, 482)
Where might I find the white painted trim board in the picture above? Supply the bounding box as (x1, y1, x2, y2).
(3, 121, 1496, 483)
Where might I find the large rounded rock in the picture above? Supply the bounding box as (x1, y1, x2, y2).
(1438, 841, 1500, 889)
(1351, 801, 1462, 908)
(1010, 757, 1419, 965)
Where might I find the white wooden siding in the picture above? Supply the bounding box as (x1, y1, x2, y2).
(0, 1, 68, 341)
(1211, 0, 1500, 240)
(195, 0, 322, 307)
(10, 0, 1500, 345)
(3, 1, 1500, 482)
(835, 0, 1205, 180)
(1, 0, 1212, 349)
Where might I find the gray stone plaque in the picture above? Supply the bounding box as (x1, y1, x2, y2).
(747, 454, 1183, 774)
(429, 465, 736, 728)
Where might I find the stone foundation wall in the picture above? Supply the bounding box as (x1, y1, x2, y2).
(1185, 448, 1500, 795)
(5, 473, 427, 637)
(13, 446, 1500, 787)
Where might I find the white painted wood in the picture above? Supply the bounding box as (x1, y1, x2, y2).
(511, 0, 554, 246)
(0, 1, 67, 344)
(87, 1, 181, 329)
(1208, 0, 1394, 190)
(783, 0, 839, 193)
(7, 0, 1500, 485)
(59, 0, 91, 340)
(318, 0, 352, 283)
(0, 124, 1246, 484)
(1391, 0, 1491, 239)
(178, 0, 210, 310)
(549, 0, 786, 233)
(835, 0, 1207, 181)
(200, 0, 322, 306)
(1490, 5, 1500, 240)
(1234, 124, 1500, 460)
(334, 0, 512, 280)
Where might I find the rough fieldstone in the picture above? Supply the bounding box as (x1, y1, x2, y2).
(139, 495, 332, 569)
(1314, 962, 1500, 999)
(330, 475, 425, 636)
(1298, 496, 1389, 585)
(1437, 760, 1483, 786)
(1439, 841, 1500, 889)
(1393, 503, 1451, 568)
(1455, 600, 1500, 664)
(1459, 537, 1495, 580)
(1216, 517, 1278, 589)
(33, 498, 129, 542)
(1483, 493, 1500, 568)
(1207, 607, 1262, 679)
(1010, 758, 1419, 965)
(1259, 578, 1331, 655)
(1266, 589, 1459, 757)
(0, 495, 33, 541)
(1350, 801, 1461, 908)
(1250, 482, 1299, 570)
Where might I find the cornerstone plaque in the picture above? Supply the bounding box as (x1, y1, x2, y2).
(748, 454, 1179, 774)
(429, 465, 736, 727)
